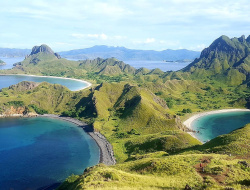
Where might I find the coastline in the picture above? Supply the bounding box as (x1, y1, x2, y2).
(39, 114, 116, 166)
(183, 108, 250, 143)
(0, 74, 92, 91)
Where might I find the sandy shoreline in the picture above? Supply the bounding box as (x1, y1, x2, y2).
(0, 74, 92, 91)
(40, 114, 116, 166)
(183, 108, 250, 143)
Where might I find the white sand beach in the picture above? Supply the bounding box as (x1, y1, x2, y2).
(0, 74, 92, 91)
(183, 109, 250, 143)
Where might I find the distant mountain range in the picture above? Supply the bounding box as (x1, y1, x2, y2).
(0, 48, 30, 57)
(59, 45, 200, 61)
(0, 45, 200, 61)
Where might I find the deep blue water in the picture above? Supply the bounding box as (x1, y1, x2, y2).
(123, 60, 190, 72)
(0, 117, 99, 190)
(192, 111, 250, 143)
(0, 75, 88, 91)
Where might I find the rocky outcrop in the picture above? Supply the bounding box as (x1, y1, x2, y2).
(0, 106, 38, 117)
(29, 44, 61, 59)
(9, 81, 39, 91)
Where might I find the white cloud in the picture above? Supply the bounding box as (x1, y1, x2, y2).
(0, 0, 250, 51)
(145, 38, 155, 43)
(71, 33, 127, 41)
(71, 33, 85, 39)
(71, 33, 108, 40)
(189, 44, 207, 51)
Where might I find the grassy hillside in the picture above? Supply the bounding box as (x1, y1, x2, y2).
(58, 124, 250, 190)
(0, 81, 201, 163)
(198, 124, 250, 156)
(1, 41, 250, 189)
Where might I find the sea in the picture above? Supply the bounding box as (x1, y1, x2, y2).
(191, 111, 250, 143)
(123, 60, 190, 72)
(0, 117, 99, 189)
(0, 57, 88, 91)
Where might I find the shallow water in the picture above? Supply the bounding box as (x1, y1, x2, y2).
(0, 75, 88, 91)
(192, 111, 250, 143)
(0, 117, 99, 190)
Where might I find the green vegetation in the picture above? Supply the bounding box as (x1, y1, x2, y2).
(28, 104, 48, 114)
(1, 38, 250, 190)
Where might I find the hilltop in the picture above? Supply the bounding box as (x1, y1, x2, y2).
(182, 35, 250, 85)
(0, 38, 250, 189)
(59, 45, 200, 61)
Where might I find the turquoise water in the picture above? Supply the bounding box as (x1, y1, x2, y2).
(0, 117, 99, 190)
(0, 75, 88, 91)
(192, 111, 250, 143)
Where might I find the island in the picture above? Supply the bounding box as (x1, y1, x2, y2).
(0, 35, 250, 190)
(0, 59, 6, 65)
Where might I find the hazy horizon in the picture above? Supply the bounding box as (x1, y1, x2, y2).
(0, 0, 249, 52)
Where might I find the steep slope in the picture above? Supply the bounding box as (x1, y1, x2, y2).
(58, 124, 250, 190)
(79, 57, 136, 75)
(1, 45, 137, 77)
(182, 35, 250, 85)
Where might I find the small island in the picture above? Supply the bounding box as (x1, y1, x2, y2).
(0, 59, 6, 66)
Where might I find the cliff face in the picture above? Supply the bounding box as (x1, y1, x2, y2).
(0, 106, 37, 117)
(30, 44, 61, 59)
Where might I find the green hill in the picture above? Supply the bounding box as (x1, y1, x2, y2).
(182, 35, 250, 86)
(58, 124, 250, 190)
(1, 40, 250, 189)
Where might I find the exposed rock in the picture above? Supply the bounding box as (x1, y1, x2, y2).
(175, 115, 189, 131)
(184, 184, 192, 190)
(54, 52, 61, 59)
(30, 44, 61, 59)
(9, 81, 39, 91)
(30, 44, 55, 55)
(238, 161, 250, 168)
(0, 106, 37, 117)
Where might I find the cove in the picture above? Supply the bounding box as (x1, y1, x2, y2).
(191, 111, 250, 143)
(0, 74, 90, 91)
(0, 117, 100, 190)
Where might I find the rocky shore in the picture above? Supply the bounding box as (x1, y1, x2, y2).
(40, 114, 116, 166)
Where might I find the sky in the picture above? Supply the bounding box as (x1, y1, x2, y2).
(0, 0, 249, 52)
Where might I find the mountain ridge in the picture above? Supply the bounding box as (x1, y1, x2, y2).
(59, 45, 200, 61)
(181, 35, 250, 85)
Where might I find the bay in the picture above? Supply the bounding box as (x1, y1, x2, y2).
(0, 57, 24, 70)
(192, 111, 250, 143)
(123, 60, 190, 71)
(0, 117, 99, 190)
(0, 75, 89, 91)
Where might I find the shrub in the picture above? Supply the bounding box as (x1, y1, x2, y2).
(29, 104, 48, 114)
(4, 101, 24, 107)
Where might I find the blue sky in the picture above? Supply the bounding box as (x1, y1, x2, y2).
(0, 0, 249, 51)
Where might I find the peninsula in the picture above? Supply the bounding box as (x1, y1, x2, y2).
(0, 36, 250, 190)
